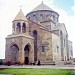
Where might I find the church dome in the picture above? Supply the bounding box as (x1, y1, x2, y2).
(27, 1, 59, 15)
(26, 2, 59, 24)
(14, 9, 28, 21)
(32, 1, 53, 12)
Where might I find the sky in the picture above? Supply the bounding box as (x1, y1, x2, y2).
(0, 0, 75, 59)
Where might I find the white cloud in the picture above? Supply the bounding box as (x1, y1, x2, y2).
(71, 5, 75, 15)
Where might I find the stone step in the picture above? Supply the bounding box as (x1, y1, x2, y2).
(40, 61, 55, 65)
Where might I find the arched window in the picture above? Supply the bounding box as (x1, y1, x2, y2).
(16, 22, 21, 33)
(29, 17, 30, 20)
(56, 17, 58, 22)
(33, 15, 37, 22)
(33, 30, 38, 61)
(56, 46, 59, 53)
(42, 46, 45, 52)
(33, 30, 37, 40)
(53, 15, 55, 21)
(64, 39, 65, 47)
(22, 23, 26, 33)
(40, 14, 43, 20)
(12, 23, 15, 33)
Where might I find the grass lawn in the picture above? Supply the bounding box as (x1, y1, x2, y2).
(0, 68, 74, 75)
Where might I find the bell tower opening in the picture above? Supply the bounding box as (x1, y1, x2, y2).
(22, 23, 26, 33)
(16, 22, 21, 33)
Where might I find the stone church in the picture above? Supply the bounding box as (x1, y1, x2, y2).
(5, 2, 73, 65)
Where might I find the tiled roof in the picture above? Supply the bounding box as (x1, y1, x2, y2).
(32, 2, 53, 12)
(14, 9, 27, 21)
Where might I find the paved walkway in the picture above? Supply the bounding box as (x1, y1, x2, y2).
(0, 65, 75, 69)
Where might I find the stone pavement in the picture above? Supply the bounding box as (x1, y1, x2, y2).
(0, 65, 75, 69)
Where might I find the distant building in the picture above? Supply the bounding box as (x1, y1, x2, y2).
(5, 2, 73, 65)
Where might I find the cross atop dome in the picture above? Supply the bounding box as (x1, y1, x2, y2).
(20, 5, 22, 10)
(42, 1, 43, 4)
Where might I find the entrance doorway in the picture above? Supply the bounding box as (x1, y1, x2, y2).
(24, 44, 30, 65)
(25, 57, 29, 64)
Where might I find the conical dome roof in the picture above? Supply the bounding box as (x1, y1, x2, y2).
(14, 9, 27, 21)
(32, 1, 53, 12)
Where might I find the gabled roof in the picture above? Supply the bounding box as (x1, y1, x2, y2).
(53, 23, 68, 34)
(14, 9, 28, 21)
(32, 1, 53, 12)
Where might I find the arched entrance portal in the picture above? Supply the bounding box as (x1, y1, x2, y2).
(24, 44, 30, 65)
(10, 44, 19, 63)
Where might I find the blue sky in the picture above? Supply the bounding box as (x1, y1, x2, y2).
(54, 0, 74, 15)
(0, 0, 75, 59)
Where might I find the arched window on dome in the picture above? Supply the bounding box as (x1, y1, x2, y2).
(40, 14, 43, 20)
(22, 23, 26, 33)
(56, 17, 58, 22)
(16, 22, 21, 33)
(53, 15, 55, 21)
(33, 15, 37, 22)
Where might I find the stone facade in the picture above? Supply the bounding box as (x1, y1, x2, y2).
(68, 40, 73, 62)
(5, 2, 73, 65)
(52, 33, 61, 64)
